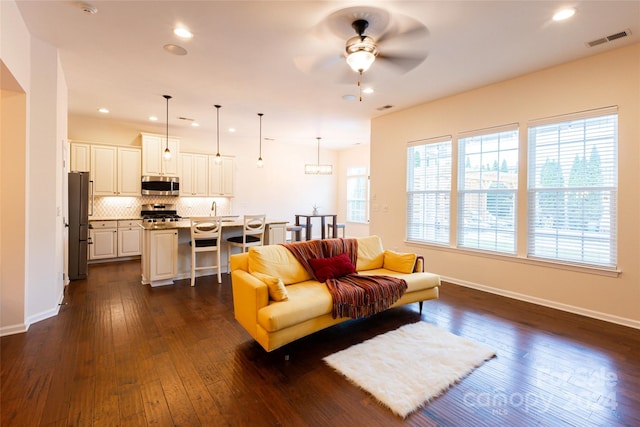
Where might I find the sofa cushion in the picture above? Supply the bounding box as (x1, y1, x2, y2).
(253, 272, 289, 301)
(248, 245, 312, 285)
(383, 250, 417, 274)
(258, 280, 333, 332)
(356, 235, 385, 271)
(308, 253, 356, 282)
(359, 269, 440, 292)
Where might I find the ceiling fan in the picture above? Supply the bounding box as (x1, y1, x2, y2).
(294, 6, 429, 98)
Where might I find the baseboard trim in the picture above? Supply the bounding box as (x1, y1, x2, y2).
(0, 323, 29, 337)
(441, 276, 640, 330)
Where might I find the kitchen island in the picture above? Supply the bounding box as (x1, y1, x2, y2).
(140, 218, 287, 287)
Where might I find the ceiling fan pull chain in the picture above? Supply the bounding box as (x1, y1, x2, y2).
(358, 71, 363, 102)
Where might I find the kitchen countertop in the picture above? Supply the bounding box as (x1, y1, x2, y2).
(139, 219, 288, 231)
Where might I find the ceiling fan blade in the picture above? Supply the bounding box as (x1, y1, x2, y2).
(376, 17, 429, 46)
(376, 52, 428, 74)
(294, 53, 344, 74)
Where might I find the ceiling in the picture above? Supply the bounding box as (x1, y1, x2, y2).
(15, 1, 640, 150)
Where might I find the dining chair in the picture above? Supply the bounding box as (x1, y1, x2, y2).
(190, 216, 222, 286)
(226, 214, 266, 267)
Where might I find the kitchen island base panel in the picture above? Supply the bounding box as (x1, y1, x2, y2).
(140, 220, 287, 286)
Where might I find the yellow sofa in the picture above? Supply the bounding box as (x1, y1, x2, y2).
(230, 235, 440, 352)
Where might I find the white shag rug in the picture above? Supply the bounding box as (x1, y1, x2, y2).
(323, 322, 496, 418)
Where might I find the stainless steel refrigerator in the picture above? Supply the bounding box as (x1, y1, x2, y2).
(68, 171, 91, 280)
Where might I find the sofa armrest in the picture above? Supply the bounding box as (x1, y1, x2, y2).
(231, 269, 269, 340)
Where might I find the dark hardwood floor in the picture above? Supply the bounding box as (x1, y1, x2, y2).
(2, 260, 639, 426)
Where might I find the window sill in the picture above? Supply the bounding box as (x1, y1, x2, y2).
(404, 240, 621, 278)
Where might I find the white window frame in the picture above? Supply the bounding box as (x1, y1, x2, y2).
(406, 137, 452, 245)
(527, 107, 618, 269)
(457, 124, 519, 254)
(346, 166, 369, 223)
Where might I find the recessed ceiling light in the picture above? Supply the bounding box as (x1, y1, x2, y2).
(362, 87, 374, 94)
(173, 27, 193, 39)
(228, 128, 236, 133)
(98, 107, 109, 113)
(163, 44, 187, 56)
(553, 8, 576, 21)
(191, 122, 199, 127)
(149, 116, 158, 121)
(342, 94, 357, 101)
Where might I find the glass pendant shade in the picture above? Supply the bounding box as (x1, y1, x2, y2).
(305, 137, 332, 175)
(346, 50, 375, 73)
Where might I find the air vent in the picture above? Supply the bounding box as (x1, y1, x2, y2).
(178, 116, 194, 121)
(376, 105, 394, 111)
(586, 29, 631, 47)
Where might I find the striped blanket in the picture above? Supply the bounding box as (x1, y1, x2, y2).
(281, 238, 407, 319)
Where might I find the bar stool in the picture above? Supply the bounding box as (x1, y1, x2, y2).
(286, 225, 302, 242)
(227, 214, 266, 267)
(326, 222, 346, 238)
(190, 216, 222, 286)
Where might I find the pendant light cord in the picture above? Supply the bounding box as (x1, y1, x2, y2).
(215, 104, 221, 156)
(316, 137, 321, 166)
(163, 95, 172, 153)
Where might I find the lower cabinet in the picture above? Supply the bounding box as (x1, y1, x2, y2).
(117, 220, 142, 257)
(89, 221, 118, 260)
(90, 220, 142, 260)
(141, 229, 178, 286)
(265, 222, 287, 245)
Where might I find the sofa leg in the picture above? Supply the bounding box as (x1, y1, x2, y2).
(419, 301, 423, 314)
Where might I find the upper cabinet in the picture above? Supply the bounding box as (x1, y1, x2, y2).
(208, 156, 234, 196)
(70, 143, 91, 172)
(180, 153, 208, 196)
(141, 133, 180, 177)
(90, 145, 141, 196)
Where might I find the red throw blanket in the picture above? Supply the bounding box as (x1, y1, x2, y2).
(281, 238, 407, 319)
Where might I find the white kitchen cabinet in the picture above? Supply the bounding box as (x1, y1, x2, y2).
(91, 145, 117, 195)
(141, 133, 180, 177)
(208, 156, 234, 196)
(180, 153, 208, 196)
(117, 147, 142, 195)
(89, 221, 118, 260)
(90, 145, 141, 196)
(141, 229, 178, 286)
(117, 220, 142, 257)
(70, 142, 91, 172)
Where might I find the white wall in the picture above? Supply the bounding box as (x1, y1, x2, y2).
(1, 0, 67, 335)
(370, 43, 640, 327)
(69, 115, 340, 239)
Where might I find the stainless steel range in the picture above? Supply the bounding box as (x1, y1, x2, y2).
(140, 204, 181, 224)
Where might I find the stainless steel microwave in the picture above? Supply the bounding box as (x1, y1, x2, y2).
(141, 176, 179, 196)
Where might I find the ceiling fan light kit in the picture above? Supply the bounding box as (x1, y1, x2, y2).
(345, 19, 378, 73)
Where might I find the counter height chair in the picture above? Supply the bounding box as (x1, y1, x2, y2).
(190, 216, 222, 286)
(226, 214, 266, 267)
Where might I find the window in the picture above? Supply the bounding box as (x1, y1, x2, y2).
(406, 138, 452, 244)
(527, 108, 617, 268)
(458, 125, 519, 253)
(346, 166, 368, 223)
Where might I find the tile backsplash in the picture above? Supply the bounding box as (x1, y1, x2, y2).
(91, 196, 231, 219)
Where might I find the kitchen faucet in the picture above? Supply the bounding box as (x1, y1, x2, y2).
(211, 200, 217, 217)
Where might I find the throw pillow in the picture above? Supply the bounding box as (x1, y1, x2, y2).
(383, 250, 417, 274)
(252, 272, 289, 302)
(308, 252, 356, 282)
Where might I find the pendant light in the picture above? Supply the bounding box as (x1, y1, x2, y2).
(162, 94, 172, 160)
(214, 104, 222, 164)
(305, 137, 332, 175)
(257, 113, 264, 168)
